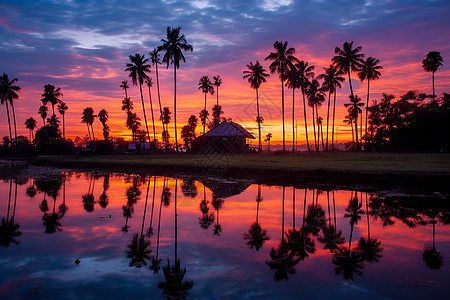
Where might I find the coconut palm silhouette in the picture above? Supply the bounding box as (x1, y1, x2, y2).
(244, 185, 270, 250)
(158, 178, 194, 297)
(82, 174, 96, 212)
(98, 175, 110, 209)
(304, 189, 326, 236)
(318, 191, 345, 252)
(122, 176, 142, 233)
(146, 176, 157, 237)
(0, 179, 22, 249)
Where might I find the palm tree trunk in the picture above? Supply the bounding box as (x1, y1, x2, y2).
(432, 71, 435, 100)
(4, 100, 13, 143)
(292, 88, 295, 152)
(326, 91, 331, 151)
(155, 62, 165, 135)
(139, 83, 151, 147)
(91, 124, 95, 141)
(173, 65, 179, 152)
(292, 188, 296, 229)
(62, 114, 65, 139)
(42, 117, 45, 127)
(365, 79, 370, 137)
(124, 87, 128, 99)
(332, 91, 337, 151)
(327, 191, 331, 227)
(312, 106, 318, 152)
(256, 88, 261, 152)
(365, 192, 370, 241)
(351, 121, 354, 145)
(11, 100, 17, 141)
(86, 123, 91, 142)
(303, 188, 307, 228)
(281, 77, 285, 152)
(52, 104, 55, 118)
(354, 118, 359, 151)
(347, 67, 354, 99)
(320, 123, 325, 151)
(216, 86, 219, 107)
(7, 179, 12, 222)
(147, 85, 156, 142)
(203, 92, 207, 136)
(302, 88, 310, 152)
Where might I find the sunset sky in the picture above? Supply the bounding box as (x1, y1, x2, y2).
(1, 0, 449, 145)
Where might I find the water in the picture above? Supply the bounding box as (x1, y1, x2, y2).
(0, 172, 449, 299)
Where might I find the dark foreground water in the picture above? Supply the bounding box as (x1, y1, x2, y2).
(0, 172, 449, 299)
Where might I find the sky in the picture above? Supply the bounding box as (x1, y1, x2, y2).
(1, 0, 449, 145)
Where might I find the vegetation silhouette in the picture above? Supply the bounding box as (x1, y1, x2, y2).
(126, 53, 152, 145)
(150, 48, 166, 136)
(81, 107, 96, 142)
(265, 41, 299, 152)
(122, 175, 142, 233)
(422, 51, 443, 100)
(212, 195, 224, 236)
(145, 78, 157, 142)
(57, 101, 68, 139)
(198, 186, 214, 230)
(82, 174, 96, 212)
(0, 73, 20, 143)
(422, 210, 443, 269)
(158, 26, 193, 152)
(198, 75, 214, 136)
(243, 60, 269, 152)
(150, 177, 165, 274)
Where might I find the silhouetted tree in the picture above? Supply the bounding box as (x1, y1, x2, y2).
(265, 41, 299, 152)
(243, 61, 270, 152)
(198, 76, 214, 135)
(25, 117, 37, 142)
(145, 78, 157, 142)
(422, 51, 443, 100)
(158, 26, 193, 152)
(38, 105, 48, 127)
(0, 73, 20, 143)
(126, 53, 152, 145)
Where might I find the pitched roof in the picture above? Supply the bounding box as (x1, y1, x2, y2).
(204, 121, 255, 139)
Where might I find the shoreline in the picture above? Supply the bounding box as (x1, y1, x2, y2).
(4, 152, 447, 194)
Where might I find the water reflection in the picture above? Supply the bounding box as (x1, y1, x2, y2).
(0, 172, 449, 298)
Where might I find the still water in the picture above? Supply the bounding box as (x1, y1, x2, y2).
(0, 172, 449, 299)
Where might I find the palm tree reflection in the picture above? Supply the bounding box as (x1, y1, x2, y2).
(98, 175, 110, 209)
(422, 210, 443, 269)
(158, 178, 193, 297)
(244, 185, 270, 250)
(212, 195, 224, 236)
(127, 178, 152, 268)
(198, 186, 214, 230)
(0, 179, 22, 249)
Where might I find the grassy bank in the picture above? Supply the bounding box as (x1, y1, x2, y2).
(23, 152, 450, 193)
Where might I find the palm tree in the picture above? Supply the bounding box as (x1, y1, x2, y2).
(265, 41, 299, 152)
(161, 107, 171, 149)
(81, 107, 96, 142)
(125, 53, 152, 146)
(306, 79, 325, 151)
(25, 117, 37, 142)
(127, 113, 141, 144)
(145, 78, 157, 142)
(243, 60, 270, 152)
(211, 104, 223, 128)
(422, 51, 443, 100)
(213, 75, 222, 106)
(317, 117, 324, 151)
(0, 73, 20, 143)
(38, 105, 48, 126)
(98, 109, 110, 147)
(343, 114, 355, 145)
(41, 84, 62, 117)
(158, 26, 193, 152)
(57, 101, 68, 139)
(122, 97, 133, 115)
(265, 132, 272, 152)
(149, 48, 165, 136)
(285, 64, 302, 152)
(198, 76, 215, 135)
(332, 41, 364, 101)
(296, 61, 315, 152)
(317, 65, 345, 151)
(357, 57, 382, 138)
(344, 95, 364, 150)
(120, 80, 129, 99)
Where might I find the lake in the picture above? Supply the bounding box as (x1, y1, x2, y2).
(0, 171, 449, 299)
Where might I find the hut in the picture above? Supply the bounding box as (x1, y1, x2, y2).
(195, 121, 255, 154)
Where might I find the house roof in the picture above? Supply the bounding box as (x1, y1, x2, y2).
(204, 121, 255, 139)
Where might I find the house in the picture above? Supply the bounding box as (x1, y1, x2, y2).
(196, 121, 255, 154)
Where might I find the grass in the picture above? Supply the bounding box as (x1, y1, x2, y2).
(26, 152, 450, 193)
